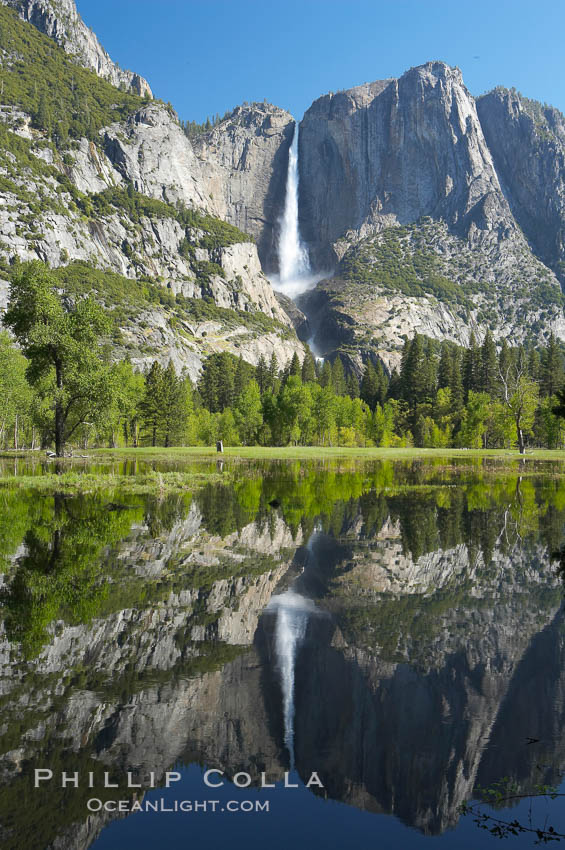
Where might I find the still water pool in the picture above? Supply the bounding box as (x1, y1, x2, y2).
(1, 457, 565, 848)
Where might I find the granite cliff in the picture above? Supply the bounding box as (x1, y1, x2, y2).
(193, 103, 294, 271)
(0, 4, 306, 376)
(0, 3, 565, 375)
(299, 63, 512, 266)
(477, 87, 565, 286)
(295, 62, 565, 370)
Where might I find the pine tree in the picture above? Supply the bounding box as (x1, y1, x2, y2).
(463, 331, 481, 400)
(35, 91, 52, 135)
(438, 342, 453, 390)
(346, 371, 360, 399)
(401, 334, 427, 406)
(449, 350, 464, 418)
(360, 363, 379, 410)
(216, 354, 235, 411)
(387, 368, 402, 400)
(255, 354, 268, 395)
(331, 356, 346, 395)
(301, 351, 317, 383)
(160, 361, 187, 447)
(140, 361, 165, 447)
(480, 330, 498, 396)
(198, 356, 219, 411)
(422, 339, 438, 399)
(268, 352, 279, 393)
(527, 348, 541, 383)
(233, 355, 248, 402)
(375, 360, 388, 407)
(289, 352, 302, 377)
(320, 360, 333, 389)
(498, 339, 512, 395)
(541, 332, 563, 397)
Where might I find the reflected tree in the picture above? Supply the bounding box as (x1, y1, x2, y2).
(0, 494, 141, 656)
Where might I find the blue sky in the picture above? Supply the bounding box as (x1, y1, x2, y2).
(77, 0, 565, 123)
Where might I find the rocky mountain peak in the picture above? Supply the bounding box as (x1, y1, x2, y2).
(307, 78, 395, 119)
(479, 86, 565, 137)
(223, 101, 294, 133)
(0, 0, 152, 96)
(476, 86, 565, 285)
(406, 59, 464, 86)
(193, 101, 294, 270)
(298, 60, 511, 269)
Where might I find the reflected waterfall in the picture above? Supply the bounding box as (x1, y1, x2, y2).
(266, 529, 321, 767)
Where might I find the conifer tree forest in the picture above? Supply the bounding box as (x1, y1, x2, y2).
(2, 262, 565, 454)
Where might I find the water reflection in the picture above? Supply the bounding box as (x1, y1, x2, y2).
(0, 460, 564, 847)
(0, 453, 219, 478)
(266, 529, 323, 768)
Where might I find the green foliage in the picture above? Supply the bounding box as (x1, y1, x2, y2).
(39, 261, 290, 344)
(0, 6, 145, 143)
(198, 351, 255, 413)
(461, 776, 565, 842)
(83, 185, 252, 246)
(2, 273, 565, 452)
(457, 391, 491, 448)
(0, 330, 32, 447)
(0, 123, 72, 216)
(140, 360, 191, 447)
(4, 261, 114, 454)
(103, 358, 145, 447)
(0, 492, 143, 656)
(340, 227, 473, 306)
(181, 109, 233, 139)
(174, 293, 292, 338)
(337, 219, 563, 325)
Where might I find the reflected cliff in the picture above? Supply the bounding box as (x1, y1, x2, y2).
(0, 459, 565, 848)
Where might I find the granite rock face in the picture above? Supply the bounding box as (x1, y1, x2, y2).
(3, 5, 565, 373)
(300, 218, 565, 374)
(0, 0, 152, 96)
(103, 104, 215, 212)
(477, 87, 565, 285)
(299, 62, 512, 268)
(193, 103, 294, 271)
(0, 101, 305, 379)
(291, 526, 564, 834)
(294, 62, 565, 363)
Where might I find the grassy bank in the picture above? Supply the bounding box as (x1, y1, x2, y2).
(2, 446, 565, 494)
(89, 445, 565, 461)
(0, 469, 223, 494)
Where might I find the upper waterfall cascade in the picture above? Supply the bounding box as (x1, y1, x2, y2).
(273, 125, 322, 299)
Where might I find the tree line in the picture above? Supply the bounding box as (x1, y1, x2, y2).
(2, 262, 565, 454)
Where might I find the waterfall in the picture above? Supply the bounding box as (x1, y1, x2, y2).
(274, 124, 321, 300)
(278, 126, 311, 286)
(268, 591, 312, 767)
(266, 528, 322, 768)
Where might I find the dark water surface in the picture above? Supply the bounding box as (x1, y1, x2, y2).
(2, 457, 565, 848)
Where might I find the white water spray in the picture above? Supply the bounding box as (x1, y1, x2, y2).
(267, 592, 315, 766)
(273, 125, 323, 300)
(266, 529, 322, 767)
(279, 128, 310, 285)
